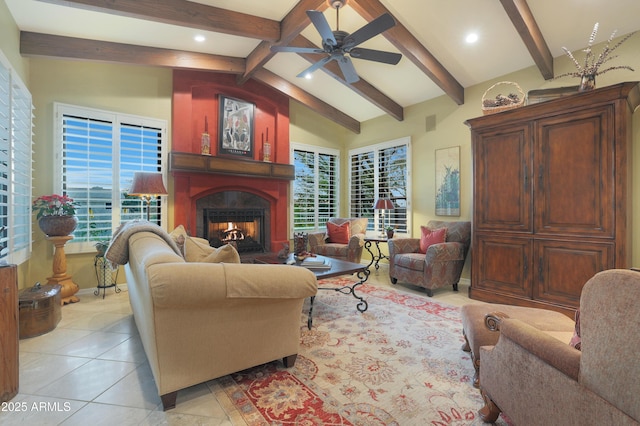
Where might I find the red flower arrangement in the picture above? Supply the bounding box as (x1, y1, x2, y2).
(32, 194, 77, 219)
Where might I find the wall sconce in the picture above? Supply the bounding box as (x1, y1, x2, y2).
(128, 172, 168, 222)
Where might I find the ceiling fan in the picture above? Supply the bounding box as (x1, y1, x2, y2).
(270, 0, 402, 84)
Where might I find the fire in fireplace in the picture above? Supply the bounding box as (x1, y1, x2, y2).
(204, 208, 265, 253)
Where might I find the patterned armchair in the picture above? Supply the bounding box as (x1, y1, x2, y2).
(308, 218, 368, 263)
(388, 220, 471, 296)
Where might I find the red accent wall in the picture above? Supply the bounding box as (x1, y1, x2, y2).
(171, 70, 291, 251)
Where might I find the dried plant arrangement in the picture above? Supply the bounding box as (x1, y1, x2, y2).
(556, 23, 636, 90)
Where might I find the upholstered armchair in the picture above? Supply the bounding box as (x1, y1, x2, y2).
(308, 217, 368, 263)
(478, 269, 640, 425)
(388, 220, 470, 296)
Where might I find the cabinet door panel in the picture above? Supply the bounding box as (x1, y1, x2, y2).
(473, 234, 532, 297)
(534, 239, 613, 307)
(473, 124, 532, 232)
(535, 107, 613, 237)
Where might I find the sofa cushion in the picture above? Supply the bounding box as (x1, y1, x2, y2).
(184, 236, 240, 264)
(419, 226, 446, 254)
(327, 221, 350, 244)
(169, 225, 189, 257)
(394, 252, 425, 272)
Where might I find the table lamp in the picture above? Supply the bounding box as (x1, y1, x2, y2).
(128, 172, 168, 221)
(373, 198, 394, 237)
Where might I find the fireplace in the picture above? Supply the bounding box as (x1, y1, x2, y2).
(204, 208, 265, 252)
(195, 190, 271, 253)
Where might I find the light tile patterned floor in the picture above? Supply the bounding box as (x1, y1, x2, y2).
(0, 264, 474, 425)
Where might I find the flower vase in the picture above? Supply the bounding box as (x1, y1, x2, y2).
(38, 215, 78, 237)
(386, 229, 394, 239)
(579, 74, 596, 92)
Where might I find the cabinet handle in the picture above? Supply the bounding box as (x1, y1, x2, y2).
(538, 165, 544, 187)
(523, 163, 528, 189)
(523, 255, 528, 277)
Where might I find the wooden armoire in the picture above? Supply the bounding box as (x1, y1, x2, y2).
(466, 82, 639, 316)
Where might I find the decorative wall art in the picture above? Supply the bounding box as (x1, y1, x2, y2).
(219, 95, 254, 158)
(435, 146, 460, 216)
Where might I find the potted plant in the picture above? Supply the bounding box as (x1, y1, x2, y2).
(385, 226, 395, 239)
(32, 194, 78, 237)
(94, 240, 110, 257)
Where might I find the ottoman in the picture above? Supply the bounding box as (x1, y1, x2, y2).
(461, 302, 575, 387)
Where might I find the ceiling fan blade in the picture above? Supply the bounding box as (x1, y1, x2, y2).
(296, 55, 333, 78)
(342, 13, 396, 50)
(349, 48, 402, 65)
(337, 56, 360, 84)
(271, 45, 325, 54)
(306, 10, 337, 47)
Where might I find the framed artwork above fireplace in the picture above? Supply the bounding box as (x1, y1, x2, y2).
(219, 95, 254, 158)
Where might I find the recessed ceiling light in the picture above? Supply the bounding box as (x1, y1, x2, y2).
(304, 73, 313, 80)
(194, 35, 206, 43)
(465, 33, 479, 44)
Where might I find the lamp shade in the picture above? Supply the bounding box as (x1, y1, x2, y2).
(373, 198, 394, 210)
(129, 172, 168, 197)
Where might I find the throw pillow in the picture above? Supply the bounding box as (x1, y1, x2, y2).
(169, 225, 189, 257)
(419, 226, 447, 254)
(184, 236, 240, 264)
(569, 309, 581, 350)
(327, 221, 350, 244)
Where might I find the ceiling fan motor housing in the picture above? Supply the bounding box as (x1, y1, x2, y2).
(328, 0, 347, 9)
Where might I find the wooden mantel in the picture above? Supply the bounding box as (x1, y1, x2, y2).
(169, 151, 295, 180)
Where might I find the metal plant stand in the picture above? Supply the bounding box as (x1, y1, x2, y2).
(94, 255, 121, 299)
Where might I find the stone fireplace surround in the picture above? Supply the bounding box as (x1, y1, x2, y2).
(170, 70, 292, 252)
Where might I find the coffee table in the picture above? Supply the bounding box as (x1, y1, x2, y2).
(253, 254, 370, 328)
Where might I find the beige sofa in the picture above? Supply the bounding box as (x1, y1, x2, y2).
(478, 269, 640, 425)
(110, 224, 317, 410)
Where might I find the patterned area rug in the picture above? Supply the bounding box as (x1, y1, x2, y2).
(211, 277, 510, 425)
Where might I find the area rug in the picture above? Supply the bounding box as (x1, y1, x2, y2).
(211, 277, 510, 425)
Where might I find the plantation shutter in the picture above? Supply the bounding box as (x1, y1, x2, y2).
(292, 145, 339, 232)
(61, 113, 115, 243)
(10, 77, 32, 261)
(0, 60, 9, 259)
(119, 122, 164, 223)
(349, 137, 411, 235)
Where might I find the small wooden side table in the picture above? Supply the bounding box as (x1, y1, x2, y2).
(46, 236, 80, 304)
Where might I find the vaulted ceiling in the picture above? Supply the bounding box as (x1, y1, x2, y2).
(6, 0, 640, 133)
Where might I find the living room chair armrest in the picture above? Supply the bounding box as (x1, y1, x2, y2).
(498, 318, 581, 380)
(484, 311, 511, 331)
(348, 233, 365, 250)
(388, 238, 421, 256)
(424, 241, 466, 262)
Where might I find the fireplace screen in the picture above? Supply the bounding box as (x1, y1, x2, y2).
(204, 209, 265, 253)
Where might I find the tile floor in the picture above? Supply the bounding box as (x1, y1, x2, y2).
(1, 265, 474, 425)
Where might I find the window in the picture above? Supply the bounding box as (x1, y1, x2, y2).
(291, 143, 339, 233)
(54, 103, 167, 253)
(0, 51, 32, 265)
(349, 137, 411, 235)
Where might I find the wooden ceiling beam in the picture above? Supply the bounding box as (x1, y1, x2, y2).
(20, 31, 245, 72)
(349, 0, 465, 105)
(36, 0, 280, 41)
(291, 35, 404, 121)
(499, 0, 554, 80)
(252, 68, 361, 134)
(239, 0, 328, 85)
(20, 31, 361, 133)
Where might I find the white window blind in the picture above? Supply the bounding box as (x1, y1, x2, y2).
(55, 103, 166, 253)
(0, 50, 32, 265)
(349, 137, 411, 235)
(291, 143, 339, 233)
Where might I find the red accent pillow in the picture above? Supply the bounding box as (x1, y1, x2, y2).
(419, 226, 446, 253)
(327, 221, 350, 244)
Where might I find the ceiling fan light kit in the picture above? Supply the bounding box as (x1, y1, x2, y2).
(271, 2, 402, 84)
